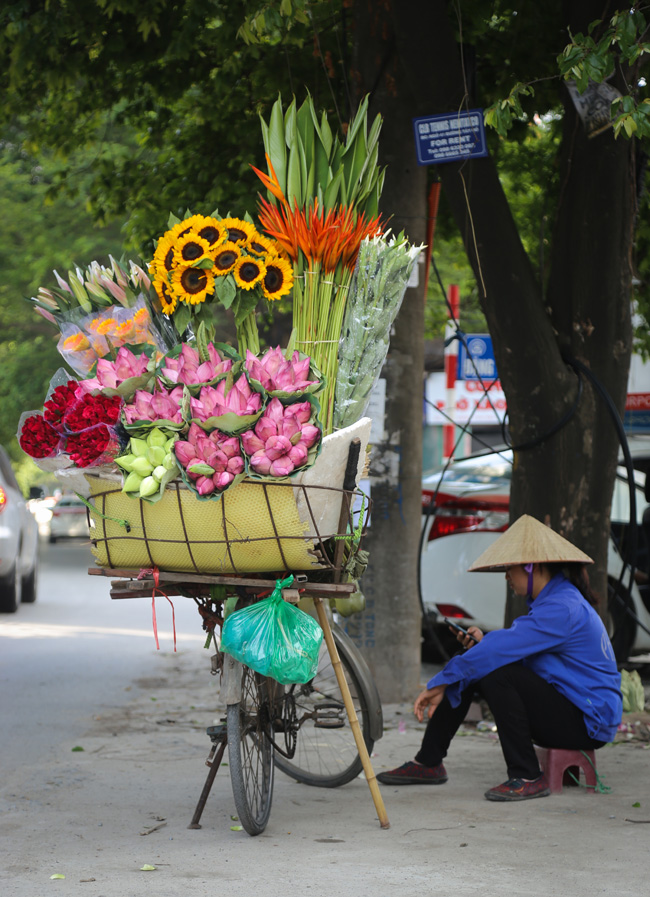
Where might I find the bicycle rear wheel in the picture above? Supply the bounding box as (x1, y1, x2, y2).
(227, 665, 274, 835)
(273, 624, 379, 788)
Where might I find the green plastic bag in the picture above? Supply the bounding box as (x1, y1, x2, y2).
(221, 576, 324, 684)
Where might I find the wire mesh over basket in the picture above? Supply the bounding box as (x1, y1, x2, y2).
(85, 475, 368, 576)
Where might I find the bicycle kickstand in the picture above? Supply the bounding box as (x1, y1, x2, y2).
(187, 723, 228, 829)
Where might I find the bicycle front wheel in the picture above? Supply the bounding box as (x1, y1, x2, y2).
(227, 665, 274, 835)
(273, 624, 378, 788)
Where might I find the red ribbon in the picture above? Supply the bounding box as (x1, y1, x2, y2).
(150, 567, 177, 652)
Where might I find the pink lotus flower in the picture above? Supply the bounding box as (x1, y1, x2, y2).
(190, 375, 262, 421)
(162, 342, 233, 387)
(174, 422, 244, 495)
(123, 382, 184, 425)
(80, 347, 151, 392)
(241, 398, 320, 477)
(244, 347, 319, 393)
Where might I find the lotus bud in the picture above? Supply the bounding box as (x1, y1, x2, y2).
(165, 436, 177, 451)
(130, 438, 149, 457)
(163, 452, 175, 470)
(196, 476, 216, 496)
(115, 454, 136, 471)
(131, 457, 154, 476)
(147, 445, 166, 466)
(152, 465, 167, 482)
(123, 471, 144, 493)
(147, 428, 167, 448)
(139, 476, 159, 497)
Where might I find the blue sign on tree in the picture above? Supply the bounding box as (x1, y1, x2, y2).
(413, 109, 488, 166)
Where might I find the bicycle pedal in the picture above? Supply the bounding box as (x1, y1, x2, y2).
(206, 724, 227, 744)
(314, 719, 346, 729)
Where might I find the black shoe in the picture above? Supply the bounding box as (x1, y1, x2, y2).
(377, 761, 448, 785)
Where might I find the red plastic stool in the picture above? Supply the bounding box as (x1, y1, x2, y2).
(535, 747, 598, 794)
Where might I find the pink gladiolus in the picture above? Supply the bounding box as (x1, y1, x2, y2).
(174, 422, 244, 494)
(241, 397, 321, 477)
(123, 382, 184, 424)
(190, 376, 262, 421)
(245, 347, 319, 393)
(162, 342, 232, 386)
(80, 347, 150, 391)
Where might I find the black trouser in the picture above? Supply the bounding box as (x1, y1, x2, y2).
(415, 662, 606, 780)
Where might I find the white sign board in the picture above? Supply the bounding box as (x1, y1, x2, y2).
(425, 372, 506, 426)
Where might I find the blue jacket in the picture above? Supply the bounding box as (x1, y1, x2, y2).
(428, 574, 623, 742)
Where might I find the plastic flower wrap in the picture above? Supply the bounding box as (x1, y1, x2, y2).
(333, 233, 423, 430)
(189, 372, 264, 434)
(241, 398, 321, 478)
(243, 346, 323, 401)
(174, 422, 245, 499)
(18, 369, 125, 471)
(122, 382, 187, 432)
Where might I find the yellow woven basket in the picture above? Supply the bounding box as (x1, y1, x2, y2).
(85, 417, 372, 576)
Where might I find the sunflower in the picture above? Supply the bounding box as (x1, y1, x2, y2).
(262, 256, 293, 300)
(153, 276, 178, 315)
(234, 255, 266, 290)
(171, 266, 215, 305)
(246, 232, 276, 258)
(221, 217, 257, 245)
(196, 216, 227, 249)
(213, 241, 241, 275)
(169, 214, 204, 239)
(173, 232, 212, 266)
(150, 231, 177, 278)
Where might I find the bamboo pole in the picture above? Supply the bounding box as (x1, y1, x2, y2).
(313, 595, 389, 830)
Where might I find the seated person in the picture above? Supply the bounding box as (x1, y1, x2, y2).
(378, 515, 623, 801)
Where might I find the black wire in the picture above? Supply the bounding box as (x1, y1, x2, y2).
(562, 354, 650, 640)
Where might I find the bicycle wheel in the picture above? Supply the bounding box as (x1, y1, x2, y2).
(227, 665, 274, 835)
(273, 624, 379, 788)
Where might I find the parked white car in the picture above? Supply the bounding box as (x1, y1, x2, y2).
(0, 445, 39, 613)
(420, 446, 650, 662)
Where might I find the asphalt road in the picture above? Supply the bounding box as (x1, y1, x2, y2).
(0, 538, 205, 778)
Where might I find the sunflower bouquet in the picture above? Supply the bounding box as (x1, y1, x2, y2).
(149, 212, 293, 356)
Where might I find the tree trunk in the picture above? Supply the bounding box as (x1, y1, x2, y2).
(349, 0, 634, 632)
(345, 0, 428, 701)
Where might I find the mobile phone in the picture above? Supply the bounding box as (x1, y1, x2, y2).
(443, 618, 477, 643)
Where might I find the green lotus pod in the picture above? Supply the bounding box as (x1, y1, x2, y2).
(123, 471, 144, 493)
(115, 454, 136, 472)
(152, 465, 167, 482)
(163, 452, 175, 470)
(147, 427, 167, 448)
(335, 589, 366, 617)
(147, 445, 166, 466)
(131, 456, 154, 476)
(139, 476, 159, 498)
(165, 436, 177, 451)
(130, 437, 149, 457)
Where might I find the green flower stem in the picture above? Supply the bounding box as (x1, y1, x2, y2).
(237, 311, 260, 357)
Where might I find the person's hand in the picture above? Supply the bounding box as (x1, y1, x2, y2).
(459, 626, 483, 649)
(414, 684, 446, 722)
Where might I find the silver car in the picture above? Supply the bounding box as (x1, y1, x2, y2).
(0, 446, 39, 613)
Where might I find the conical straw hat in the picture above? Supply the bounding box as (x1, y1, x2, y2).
(468, 514, 593, 572)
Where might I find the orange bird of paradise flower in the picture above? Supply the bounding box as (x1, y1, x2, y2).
(252, 155, 383, 273)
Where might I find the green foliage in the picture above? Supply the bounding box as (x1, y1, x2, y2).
(0, 136, 124, 463)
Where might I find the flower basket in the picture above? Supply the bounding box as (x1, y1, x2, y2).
(84, 417, 371, 575)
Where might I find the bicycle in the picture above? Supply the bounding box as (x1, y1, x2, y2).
(97, 567, 387, 835)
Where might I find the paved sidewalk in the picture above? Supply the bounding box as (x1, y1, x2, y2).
(2, 648, 649, 897)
